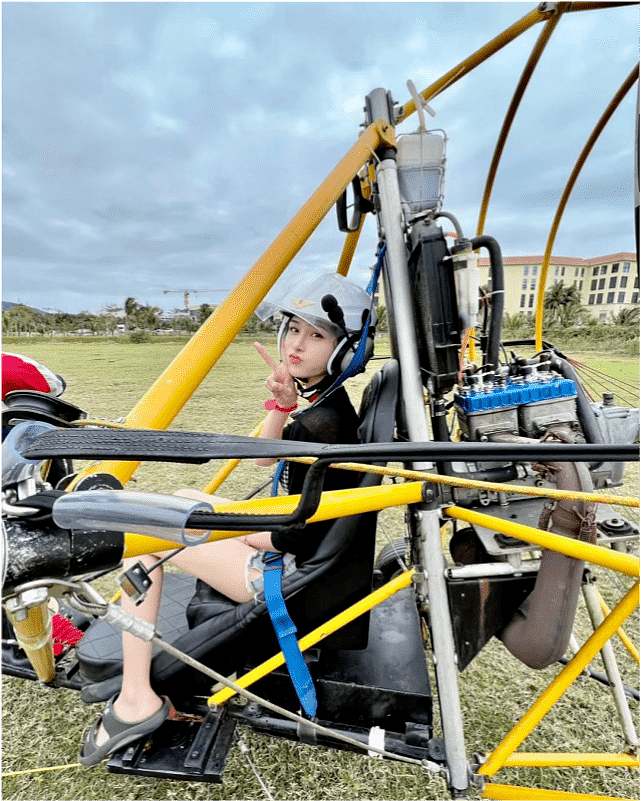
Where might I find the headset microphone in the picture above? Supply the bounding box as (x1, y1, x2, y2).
(321, 294, 357, 351)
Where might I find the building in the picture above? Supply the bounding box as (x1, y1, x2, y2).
(478, 252, 638, 322)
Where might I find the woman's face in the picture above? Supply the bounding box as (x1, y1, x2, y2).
(281, 316, 337, 385)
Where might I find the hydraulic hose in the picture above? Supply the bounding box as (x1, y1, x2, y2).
(470, 235, 504, 371)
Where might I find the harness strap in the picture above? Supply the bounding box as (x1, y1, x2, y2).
(262, 551, 318, 717)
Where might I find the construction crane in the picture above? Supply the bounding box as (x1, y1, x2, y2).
(163, 289, 228, 312)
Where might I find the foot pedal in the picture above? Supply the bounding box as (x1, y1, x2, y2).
(106, 708, 237, 783)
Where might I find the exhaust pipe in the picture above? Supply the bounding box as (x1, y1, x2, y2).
(491, 434, 596, 669)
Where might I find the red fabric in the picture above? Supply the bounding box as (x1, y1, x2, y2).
(1, 354, 54, 400)
(51, 614, 84, 655)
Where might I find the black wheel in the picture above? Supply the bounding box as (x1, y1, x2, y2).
(373, 538, 408, 588)
(449, 526, 499, 565)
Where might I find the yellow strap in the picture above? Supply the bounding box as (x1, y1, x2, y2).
(2, 762, 83, 778)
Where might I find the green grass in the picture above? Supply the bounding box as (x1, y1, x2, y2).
(2, 338, 639, 800)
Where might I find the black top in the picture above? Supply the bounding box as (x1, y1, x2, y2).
(270, 385, 360, 563)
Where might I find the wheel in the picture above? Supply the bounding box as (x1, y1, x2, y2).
(373, 537, 408, 588)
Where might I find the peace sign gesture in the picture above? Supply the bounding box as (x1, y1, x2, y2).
(253, 342, 298, 409)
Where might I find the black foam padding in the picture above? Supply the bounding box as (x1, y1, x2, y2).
(76, 572, 197, 683)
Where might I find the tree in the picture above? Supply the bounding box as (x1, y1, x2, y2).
(138, 303, 161, 330)
(611, 307, 639, 327)
(198, 303, 214, 326)
(543, 283, 587, 327)
(124, 297, 140, 330)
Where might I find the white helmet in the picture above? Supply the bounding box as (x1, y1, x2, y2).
(256, 272, 377, 376)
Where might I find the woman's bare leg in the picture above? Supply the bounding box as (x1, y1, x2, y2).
(93, 553, 165, 746)
(91, 487, 276, 745)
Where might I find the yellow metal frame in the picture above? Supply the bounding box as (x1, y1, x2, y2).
(47, 3, 637, 798)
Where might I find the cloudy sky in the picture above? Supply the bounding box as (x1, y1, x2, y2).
(3, 2, 638, 315)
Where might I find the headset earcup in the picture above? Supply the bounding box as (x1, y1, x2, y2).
(340, 335, 374, 373)
(327, 334, 374, 375)
(326, 338, 349, 376)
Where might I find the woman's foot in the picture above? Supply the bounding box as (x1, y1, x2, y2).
(79, 694, 171, 766)
(92, 693, 164, 748)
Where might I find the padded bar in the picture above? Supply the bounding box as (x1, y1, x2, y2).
(23, 428, 638, 464)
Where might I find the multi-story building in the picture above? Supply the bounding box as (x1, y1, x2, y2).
(478, 252, 638, 322)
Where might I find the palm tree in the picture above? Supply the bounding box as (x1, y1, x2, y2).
(139, 303, 162, 330)
(543, 283, 584, 327)
(124, 297, 140, 330)
(611, 307, 639, 327)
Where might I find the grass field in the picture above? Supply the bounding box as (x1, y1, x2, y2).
(2, 337, 639, 801)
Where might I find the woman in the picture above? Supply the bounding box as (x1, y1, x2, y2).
(79, 272, 376, 765)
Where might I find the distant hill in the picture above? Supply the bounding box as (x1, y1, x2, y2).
(3, 301, 49, 314)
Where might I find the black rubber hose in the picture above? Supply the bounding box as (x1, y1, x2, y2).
(470, 235, 504, 371)
(551, 355, 604, 469)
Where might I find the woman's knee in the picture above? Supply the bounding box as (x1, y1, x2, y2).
(173, 488, 227, 504)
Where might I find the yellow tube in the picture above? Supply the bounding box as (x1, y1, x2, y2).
(479, 581, 639, 778)
(483, 783, 633, 801)
(398, 7, 549, 123)
(336, 220, 366, 277)
(123, 480, 425, 557)
(534, 66, 638, 350)
(597, 589, 640, 664)
(209, 569, 414, 707)
(502, 752, 639, 768)
(476, 12, 565, 238)
(446, 506, 640, 578)
(69, 121, 392, 488)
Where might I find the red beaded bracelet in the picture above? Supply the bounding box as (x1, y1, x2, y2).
(264, 399, 298, 413)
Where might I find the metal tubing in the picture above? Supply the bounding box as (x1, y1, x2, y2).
(418, 513, 470, 792)
(446, 506, 640, 578)
(597, 590, 640, 663)
(502, 752, 640, 768)
(398, 7, 551, 123)
(209, 569, 414, 706)
(534, 65, 639, 350)
(69, 122, 389, 488)
(336, 213, 367, 276)
(376, 159, 431, 450)
(483, 783, 634, 801)
(582, 580, 639, 747)
(447, 561, 540, 580)
(478, 581, 639, 779)
(476, 11, 566, 237)
(374, 146, 469, 791)
(286, 454, 639, 507)
(123, 480, 426, 557)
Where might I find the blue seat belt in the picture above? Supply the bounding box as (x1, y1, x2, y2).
(263, 460, 317, 718)
(262, 550, 318, 717)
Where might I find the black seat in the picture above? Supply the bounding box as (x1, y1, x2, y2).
(77, 361, 399, 706)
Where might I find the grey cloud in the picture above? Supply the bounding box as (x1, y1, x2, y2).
(3, 2, 637, 312)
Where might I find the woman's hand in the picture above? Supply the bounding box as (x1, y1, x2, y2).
(253, 342, 297, 466)
(254, 342, 297, 408)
